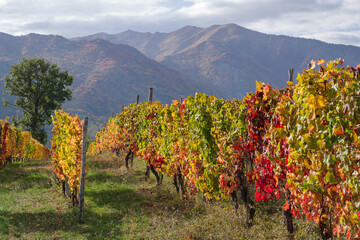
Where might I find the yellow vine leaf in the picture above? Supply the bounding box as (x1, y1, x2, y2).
(317, 59, 325, 65)
(307, 94, 326, 110)
(256, 81, 263, 91)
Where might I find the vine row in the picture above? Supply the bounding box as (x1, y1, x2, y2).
(89, 59, 360, 239)
(51, 110, 87, 206)
(0, 119, 50, 169)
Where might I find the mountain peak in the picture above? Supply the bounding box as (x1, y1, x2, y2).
(122, 29, 140, 34)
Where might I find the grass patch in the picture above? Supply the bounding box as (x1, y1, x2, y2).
(0, 151, 328, 239)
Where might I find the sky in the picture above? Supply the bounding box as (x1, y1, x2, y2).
(0, 0, 360, 47)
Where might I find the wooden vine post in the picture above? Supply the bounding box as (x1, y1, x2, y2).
(283, 67, 294, 234)
(79, 117, 88, 223)
(144, 87, 162, 185)
(289, 68, 294, 82)
(148, 88, 153, 102)
(145, 88, 153, 179)
(131, 94, 140, 166)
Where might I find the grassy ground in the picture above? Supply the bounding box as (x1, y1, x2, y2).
(0, 152, 326, 239)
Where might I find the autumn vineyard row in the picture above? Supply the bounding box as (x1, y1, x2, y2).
(86, 59, 360, 239)
(0, 110, 84, 206)
(50, 109, 86, 206)
(0, 119, 50, 169)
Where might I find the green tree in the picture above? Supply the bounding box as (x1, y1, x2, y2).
(3, 57, 73, 144)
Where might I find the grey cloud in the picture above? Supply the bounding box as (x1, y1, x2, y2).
(178, 0, 342, 21)
(0, 0, 358, 47)
(301, 31, 360, 47)
(20, 15, 183, 37)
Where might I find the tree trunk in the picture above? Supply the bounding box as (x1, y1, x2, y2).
(130, 152, 134, 167)
(145, 165, 150, 180)
(173, 174, 180, 194)
(283, 189, 294, 234)
(178, 172, 185, 196)
(125, 150, 132, 168)
(149, 165, 162, 185)
(230, 191, 239, 216)
(237, 172, 255, 227)
(319, 209, 332, 240)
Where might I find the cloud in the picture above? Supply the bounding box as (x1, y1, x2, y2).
(301, 31, 360, 46)
(174, 0, 360, 46)
(0, 0, 359, 46)
(0, 0, 188, 36)
(1, 0, 170, 17)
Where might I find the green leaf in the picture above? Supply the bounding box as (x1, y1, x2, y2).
(325, 171, 336, 184)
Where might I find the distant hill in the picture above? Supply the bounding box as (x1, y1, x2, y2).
(0, 33, 197, 137)
(74, 23, 360, 99)
(2, 23, 360, 139)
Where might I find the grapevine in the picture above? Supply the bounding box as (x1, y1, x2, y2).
(51, 110, 86, 206)
(89, 59, 360, 239)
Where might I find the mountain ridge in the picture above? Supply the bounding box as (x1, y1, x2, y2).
(73, 23, 360, 99)
(0, 32, 198, 137)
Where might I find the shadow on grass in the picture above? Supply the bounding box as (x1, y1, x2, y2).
(0, 183, 151, 240)
(86, 161, 151, 186)
(0, 161, 147, 239)
(86, 170, 125, 184)
(0, 162, 52, 190)
(86, 188, 145, 212)
(88, 159, 123, 170)
(0, 163, 29, 182)
(0, 208, 127, 239)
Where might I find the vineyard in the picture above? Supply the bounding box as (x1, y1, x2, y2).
(1, 58, 360, 239)
(51, 110, 87, 206)
(0, 119, 50, 168)
(88, 59, 360, 240)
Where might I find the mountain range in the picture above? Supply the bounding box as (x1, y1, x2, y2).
(0, 32, 197, 136)
(1, 23, 360, 138)
(74, 24, 360, 98)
